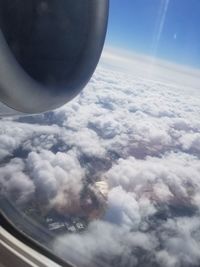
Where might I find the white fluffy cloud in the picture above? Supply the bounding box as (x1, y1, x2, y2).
(0, 158, 35, 205)
(55, 220, 159, 267)
(27, 149, 85, 213)
(0, 48, 200, 266)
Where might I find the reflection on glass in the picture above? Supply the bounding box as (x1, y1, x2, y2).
(1, 1, 200, 267)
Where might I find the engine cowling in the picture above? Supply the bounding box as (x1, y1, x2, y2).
(0, 0, 109, 114)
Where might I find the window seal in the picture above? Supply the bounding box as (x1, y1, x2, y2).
(0, 197, 74, 267)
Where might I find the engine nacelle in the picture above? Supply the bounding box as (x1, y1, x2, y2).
(0, 0, 109, 114)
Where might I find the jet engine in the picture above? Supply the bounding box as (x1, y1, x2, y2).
(0, 0, 109, 114)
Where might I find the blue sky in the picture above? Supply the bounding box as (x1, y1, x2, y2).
(106, 0, 200, 68)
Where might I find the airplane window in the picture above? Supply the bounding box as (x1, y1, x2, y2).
(1, 1, 200, 267)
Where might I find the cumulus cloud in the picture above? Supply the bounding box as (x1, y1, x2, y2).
(0, 48, 200, 266)
(0, 158, 35, 205)
(180, 133, 200, 153)
(26, 149, 85, 213)
(55, 153, 200, 267)
(55, 220, 160, 267)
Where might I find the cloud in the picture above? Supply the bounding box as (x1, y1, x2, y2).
(55, 220, 158, 267)
(0, 158, 35, 205)
(105, 186, 141, 230)
(27, 149, 85, 213)
(0, 48, 200, 266)
(54, 153, 200, 267)
(179, 133, 200, 153)
(156, 216, 200, 267)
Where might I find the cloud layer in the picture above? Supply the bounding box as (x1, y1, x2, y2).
(0, 50, 200, 267)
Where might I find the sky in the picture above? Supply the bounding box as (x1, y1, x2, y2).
(106, 0, 200, 68)
(0, 2, 200, 266)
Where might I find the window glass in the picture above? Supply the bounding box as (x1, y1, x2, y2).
(1, 1, 200, 267)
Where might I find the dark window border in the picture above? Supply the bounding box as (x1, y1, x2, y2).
(0, 197, 74, 267)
